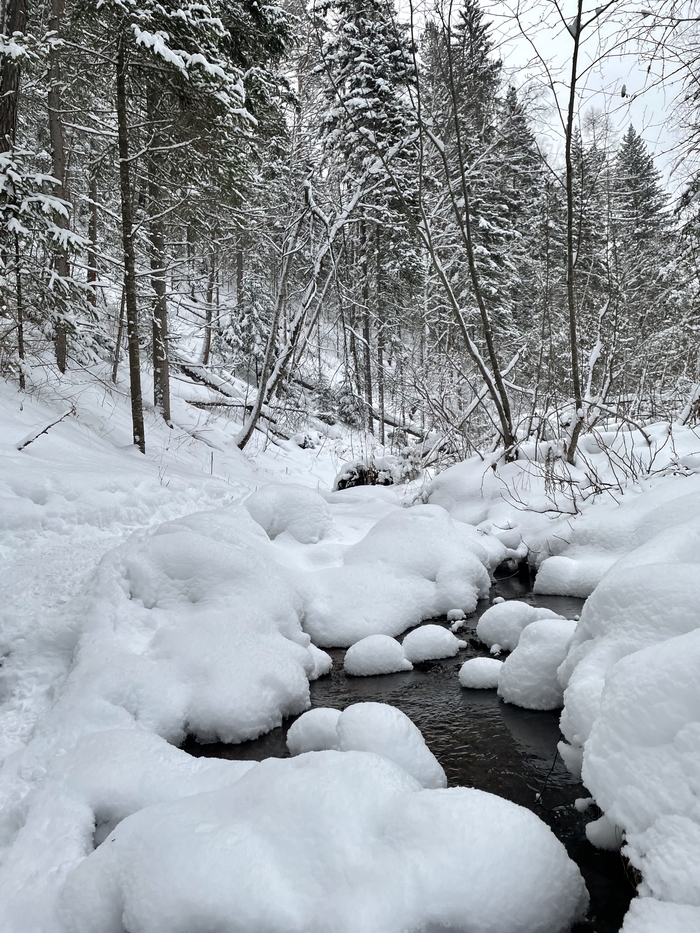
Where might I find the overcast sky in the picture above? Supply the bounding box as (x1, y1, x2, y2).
(479, 0, 691, 192)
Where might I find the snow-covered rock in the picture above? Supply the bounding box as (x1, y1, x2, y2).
(59, 751, 588, 933)
(344, 635, 413, 676)
(498, 619, 577, 710)
(476, 599, 563, 652)
(286, 707, 341, 755)
(402, 624, 467, 663)
(243, 483, 333, 544)
(336, 702, 446, 789)
(458, 657, 502, 689)
(288, 702, 445, 790)
(299, 562, 436, 648)
(345, 504, 491, 612)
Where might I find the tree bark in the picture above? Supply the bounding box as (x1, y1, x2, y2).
(14, 232, 25, 389)
(202, 250, 216, 366)
(87, 158, 98, 307)
(48, 0, 69, 372)
(0, 0, 27, 152)
(116, 26, 145, 452)
(360, 220, 373, 434)
(564, 0, 585, 465)
(147, 88, 170, 422)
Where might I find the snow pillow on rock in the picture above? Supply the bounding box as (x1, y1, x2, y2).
(476, 599, 564, 652)
(287, 701, 446, 790)
(344, 634, 413, 676)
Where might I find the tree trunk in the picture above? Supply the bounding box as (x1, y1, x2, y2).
(87, 157, 98, 307)
(360, 220, 373, 434)
(202, 250, 216, 366)
(376, 227, 385, 445)
(112, 286, 126, 383)
(564, 0, 585, 465)
(147, 89, 170, 422)
(14, 232, 25, 389)
(48, 0, 69, 372)
(116, 26, 145, 453)
(0, 0, 27, 152)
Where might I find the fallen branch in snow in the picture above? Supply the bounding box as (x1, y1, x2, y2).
(16, 408, 74, 450)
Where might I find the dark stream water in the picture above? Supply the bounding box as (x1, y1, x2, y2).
(184, 570, 635, 932)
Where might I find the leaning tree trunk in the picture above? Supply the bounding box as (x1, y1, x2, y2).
(48, 0, 70, 372)
(116, 25, 145, 453)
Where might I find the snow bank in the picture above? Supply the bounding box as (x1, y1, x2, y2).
(459, 657, 502, 689)
(288, 702, 446, 789)
(344, 634, 413, 676)
(546, 466, 700, 926)
(536, 472, 700, 598)
(476, 599, 563, 651)
(403, 624, 467, 663)
(243, 483, 333, 543)
(60, 751, 588, 933)
(621, 898, 700, 933)
(498, 619, 577, 710)
(69, 506, 316, 745)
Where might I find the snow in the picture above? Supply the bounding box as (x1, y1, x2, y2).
(476, 599, 564, 652)
(286, 707, 341, 754)
(59, 751, 588, 933)
(402, 624, 467, 662)
(345, 503, 492, 613)
(458, 657, 503, 689)
(7, 366, 698, 932)
(288, 702, 446, 789)
(244, 482, 333, 543)
(620, 898, 700, 933)
(299, 562, 436, 647)
(498, 619, 577, 711)
(344, 634, 413, 675)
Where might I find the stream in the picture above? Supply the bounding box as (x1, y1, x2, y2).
(184, 571, 635, 933)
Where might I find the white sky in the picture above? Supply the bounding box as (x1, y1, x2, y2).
(479, 0, 694, 193)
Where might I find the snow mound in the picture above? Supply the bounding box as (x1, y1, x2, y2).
(336, 702, 446, 789)
(288, 702, 445, 790)
(459, 657, 503, 689)
(402, 624, 466, 663)
(286, 707, 341, 754)
(582, 630, 700, 891)
(299, 562, 436, 647)
(60, 751, 588, 933)
(298, 505, 494, 647)
(344, 635, 413, 676)
(345, 504, 491, 612)
(243, 483, 333, 543)
(498, 619, 577, 710)
(476, 600, 564, 651)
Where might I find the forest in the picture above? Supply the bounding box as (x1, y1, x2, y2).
(3, 0, 699, 470)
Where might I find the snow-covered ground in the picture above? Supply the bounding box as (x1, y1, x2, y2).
(2, 368, 699, 932)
